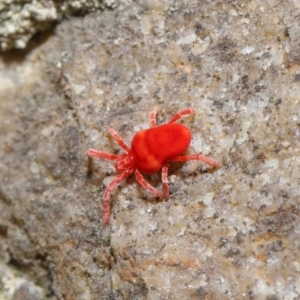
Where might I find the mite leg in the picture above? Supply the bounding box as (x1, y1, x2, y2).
(135, 169, 164, 198)
(161, 164, 169, 199)
(108, 128, 131, 153)
(86, 149, 119, 160)
(149, 107, 158, 128)
(102, 170, 132, 225)
(168, 108, 195, 123)
(171, 154, 220, 168)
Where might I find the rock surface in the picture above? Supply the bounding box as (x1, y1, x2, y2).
(1, 1, 300, 299)
(0, 0, 125, 51)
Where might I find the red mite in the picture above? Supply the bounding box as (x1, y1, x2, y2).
(86, 107, 219, 225)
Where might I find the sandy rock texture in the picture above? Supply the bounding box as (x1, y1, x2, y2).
(1, 1, 300, 299)
(0, 0, 127, 51)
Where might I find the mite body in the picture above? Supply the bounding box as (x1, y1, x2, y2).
(86, 107, 219, 225)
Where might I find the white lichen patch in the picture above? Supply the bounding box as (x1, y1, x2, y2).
(0, 0, 127, 51)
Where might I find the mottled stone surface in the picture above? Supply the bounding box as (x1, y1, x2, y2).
(1, 1, 300, 299)
(0, 0, 128, 51)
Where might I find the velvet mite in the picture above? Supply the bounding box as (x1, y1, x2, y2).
(86, 107, 219, 225)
